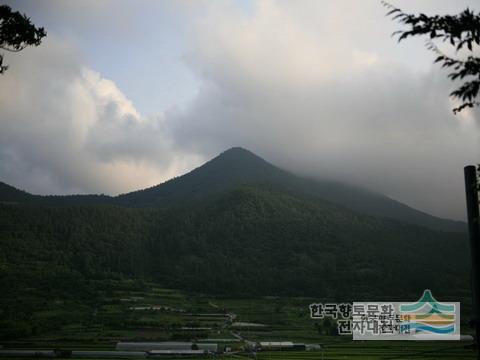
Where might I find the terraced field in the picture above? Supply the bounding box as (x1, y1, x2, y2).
(1, 280, 476, 359)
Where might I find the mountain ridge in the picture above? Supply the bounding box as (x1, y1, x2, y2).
(0, 147, 465, 232)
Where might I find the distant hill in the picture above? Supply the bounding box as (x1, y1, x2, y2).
(0, 181, 112, 206)
(0, 147, 465, 232)
(0, 181, 34, 203)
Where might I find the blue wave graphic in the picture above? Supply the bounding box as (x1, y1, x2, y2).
(400, 323, 455, 334)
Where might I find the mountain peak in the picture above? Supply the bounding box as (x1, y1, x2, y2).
(222, 146, 251, 154)
(216, 147, 265, 161)
(203, 146, 281, 177)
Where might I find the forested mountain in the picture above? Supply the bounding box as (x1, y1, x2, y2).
(0, 147, 465, 232)
(0, 185, 469, 303)
(0, 171, 470, 337)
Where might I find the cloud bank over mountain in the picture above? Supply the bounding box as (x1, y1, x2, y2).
(0, 0, 478, 220)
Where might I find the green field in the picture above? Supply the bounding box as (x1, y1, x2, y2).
(0, 279, 476, 359)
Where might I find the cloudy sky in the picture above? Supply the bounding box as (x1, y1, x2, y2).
(1, 0, 479, 220)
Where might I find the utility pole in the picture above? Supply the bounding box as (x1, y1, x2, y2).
(465, 165, 480, 349)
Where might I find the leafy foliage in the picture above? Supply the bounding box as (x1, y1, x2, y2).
(0, 5, 46, 74)
(383, 2, 480, 113)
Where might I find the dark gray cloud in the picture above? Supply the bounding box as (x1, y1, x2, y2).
(167, 0, 479, 220)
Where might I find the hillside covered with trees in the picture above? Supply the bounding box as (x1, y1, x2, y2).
(0, 184, 470, 337)
(0, 148, 471, 339)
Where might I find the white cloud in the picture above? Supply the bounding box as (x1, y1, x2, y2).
(0, 35, 201, 195)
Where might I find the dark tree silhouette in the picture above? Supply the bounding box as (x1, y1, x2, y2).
(0, 5, 46, 74)
(383, 2, 480, 114)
